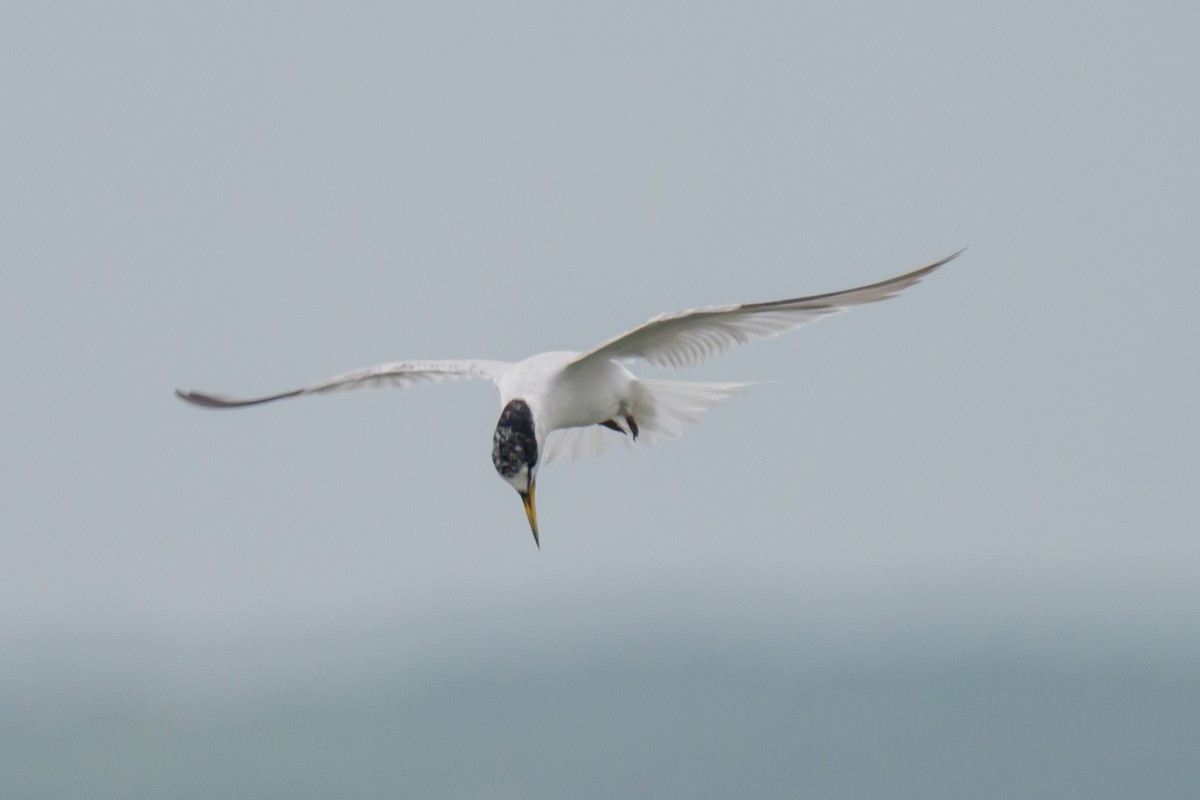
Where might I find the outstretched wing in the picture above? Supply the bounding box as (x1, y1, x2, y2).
(568, 251, 961, 371)
(175, 359, 511, 409)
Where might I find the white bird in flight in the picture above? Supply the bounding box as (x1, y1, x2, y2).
(177, 251, 960, 547)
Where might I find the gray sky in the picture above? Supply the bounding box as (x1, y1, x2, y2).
(3, 2, 1198, 798)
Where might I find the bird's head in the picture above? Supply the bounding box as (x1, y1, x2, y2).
(492, 398, 541, 548)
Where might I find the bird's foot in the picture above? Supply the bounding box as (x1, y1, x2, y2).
(599, 416, 639, 441)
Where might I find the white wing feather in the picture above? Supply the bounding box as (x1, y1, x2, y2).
(568, 251, 961, 371)
(175, 359, 511, 408)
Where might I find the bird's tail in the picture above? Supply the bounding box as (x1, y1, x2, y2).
(632, 378, 750, 446)
(542, 379, 750, 464)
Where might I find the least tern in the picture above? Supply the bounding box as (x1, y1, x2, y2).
(177, 251, 960, 547)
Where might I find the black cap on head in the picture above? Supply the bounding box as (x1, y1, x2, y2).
(492, 399, 537, 480)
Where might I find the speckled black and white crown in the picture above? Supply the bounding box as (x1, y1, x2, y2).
(492, 399, 537, 481)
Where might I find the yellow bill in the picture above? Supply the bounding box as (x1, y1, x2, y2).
(519, 480, 539, 549)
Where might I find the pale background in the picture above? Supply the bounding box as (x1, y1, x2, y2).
(2, 2, 1197, 798)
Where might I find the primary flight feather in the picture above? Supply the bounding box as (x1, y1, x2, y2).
(177, 251, 961, 547)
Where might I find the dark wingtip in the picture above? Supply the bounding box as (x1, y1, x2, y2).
(939, 247, 967, 265)
(175, 389, 233, 408)
(909, 248, 967, 280)
(175, 388, 228, 408)
(174, 387, 303, 409)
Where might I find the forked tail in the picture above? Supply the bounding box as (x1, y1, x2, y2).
(542, 379, 750, 463)
(632, 378, 750, 444)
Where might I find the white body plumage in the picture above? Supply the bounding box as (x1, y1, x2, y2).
(176, 251, 961, 547)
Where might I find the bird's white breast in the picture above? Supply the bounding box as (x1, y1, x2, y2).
(497, 351, 636, 436)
